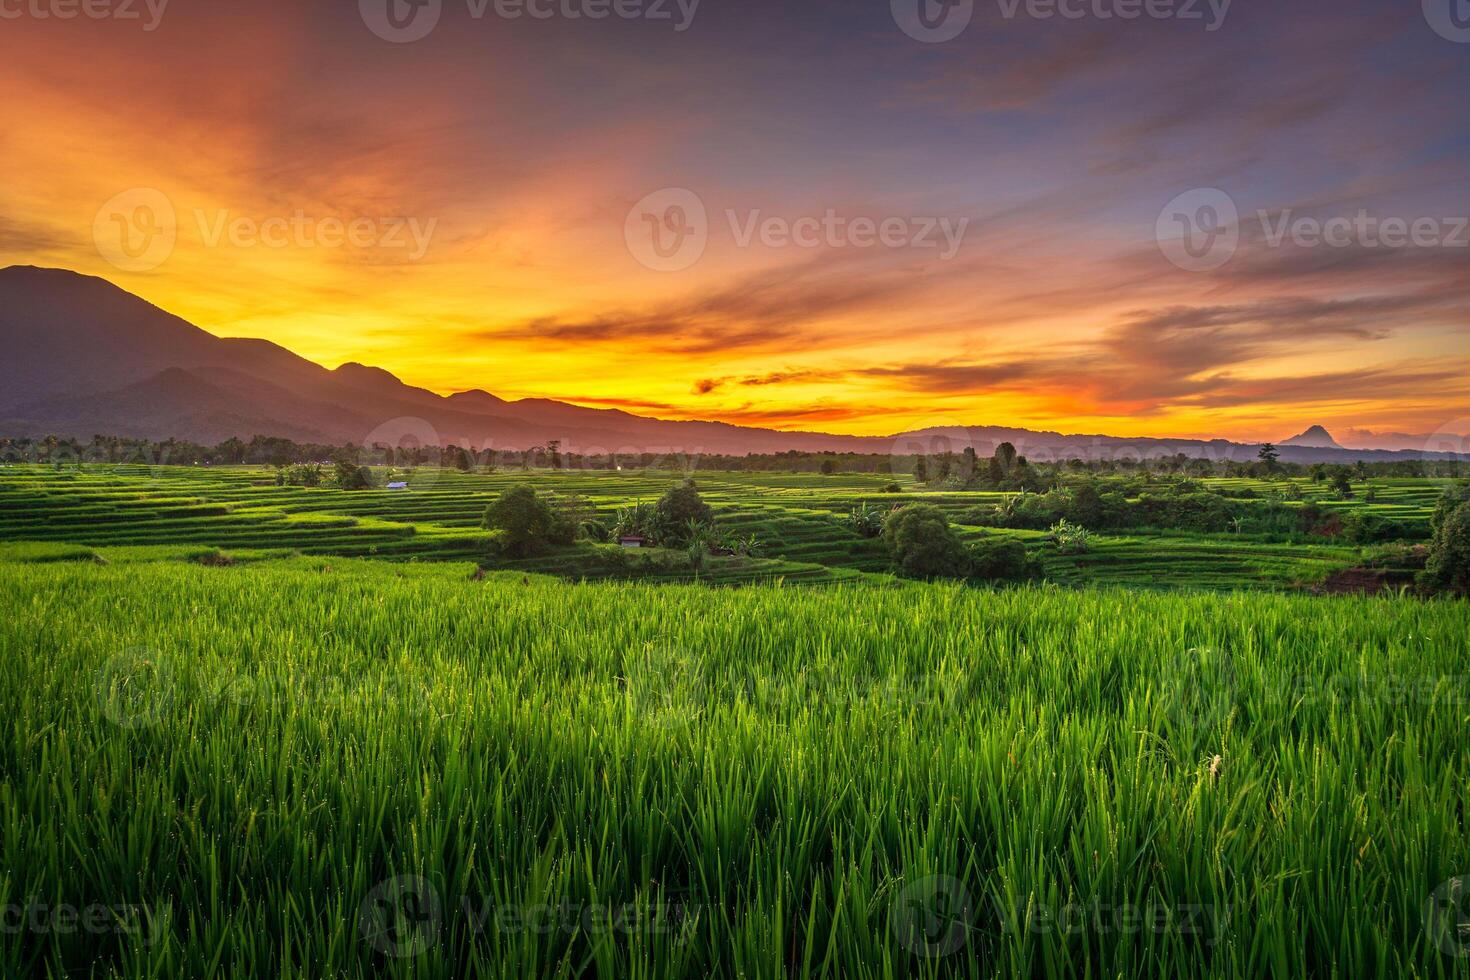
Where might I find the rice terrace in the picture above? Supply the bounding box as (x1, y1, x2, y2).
(2, 445, 1470, 977)
(7, 0, 1470, 977)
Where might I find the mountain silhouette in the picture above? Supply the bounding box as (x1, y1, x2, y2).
(1, 266, 1462, 463)
(1281, 425, 1344, 450)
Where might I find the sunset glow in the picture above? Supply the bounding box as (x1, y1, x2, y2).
(3, 2, 1468, 442)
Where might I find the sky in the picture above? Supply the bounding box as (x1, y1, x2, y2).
(3, 0, 1469, 443)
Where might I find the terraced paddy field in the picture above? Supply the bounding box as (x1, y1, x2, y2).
(0, 465, 1438, 590)
(1, 553, 1469, 978)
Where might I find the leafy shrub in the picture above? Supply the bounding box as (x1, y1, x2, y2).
(276, 463, 323, 487)
(545, 492, 592, 545)
(612, 503, 656, 540)
(882, 504, 971, 579)
(881, 482, 903, 494)
(333, 460, 377, 490)
(653, 480, 714, 546)
(1341, 511, 1408, 546)
(842, 503, 886, 539)
(1048, 519, 1093, 555)
(483, 486, 559, 557)
(968, 534, 1033, 581)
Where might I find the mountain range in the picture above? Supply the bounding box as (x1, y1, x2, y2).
(2, 265, 1465, 464)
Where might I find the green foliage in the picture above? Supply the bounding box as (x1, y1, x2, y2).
(1049, 518, 1093, 554)
(482, 485, 559, 557)
(276, 463, 323, 487)
(842, 503, 887, 539)
(882, 504, 971, 578)
(653, 480, 714, 547)
(881, 482, 903, 494)
(332, 460, 377, 490)
(1431, 482, 1470, 535)
(967, 533, 1033, 581)
(612, 502, 656, 540)
(3, 559, 1470, 977)
(1425, 500, 1470, 593)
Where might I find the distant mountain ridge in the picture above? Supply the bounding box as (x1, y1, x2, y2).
(2, 266, 1466, 463)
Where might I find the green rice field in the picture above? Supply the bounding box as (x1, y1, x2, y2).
(1, 465, 1468, 977)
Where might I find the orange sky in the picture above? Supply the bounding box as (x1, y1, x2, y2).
(3, 3, 1468, 443)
